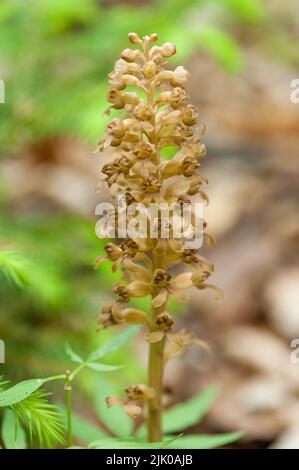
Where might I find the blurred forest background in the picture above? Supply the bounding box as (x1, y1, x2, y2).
(0, 0, 299, 449)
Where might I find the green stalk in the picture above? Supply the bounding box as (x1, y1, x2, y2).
(64, 370, 73, 447)
(147, 335, 165, 442)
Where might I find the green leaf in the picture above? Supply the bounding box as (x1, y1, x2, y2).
(163, 386, 220, 434)
(0, 378, 47, 407)
(65, 343, 83, 364)
(1, 409, 27, 449)
(94, 377, 132, 438)
(167, 432, 244, 449)
(85, 362, 123, 372)
(88, 437, 171, 449)
(88, 326, 139, 361)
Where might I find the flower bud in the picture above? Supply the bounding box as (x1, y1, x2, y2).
(156, 91, 172, 106)
(153, 269, 171, 288)
(132, 101, 152, 121)
(115, 155, 131, 173)
(114, 59, 140, 75)
(124, 403, 142, 418)
(105, 242, 123, 261)
(183, 249, 199, 264)
(143, 60, 157, 78)
(134, 142, 155, 159)
(114, 284, 130, 303)
(107, 118, 125, 138)
(106, 89, 124, 109)
(122, 92, 140, 105)
(142, 176, 161, 193)
(155, 312, 174, 331)
(120, 239, 139, 254)
(121, 48, 140, 63)
(128, 32, 141, 44)
(97, 303, 124, 328)
(125, 384, 155, 400)
(171, 66, 190, 85)
(160, 42, 176, 58)
(123, 74, 140, 87)
(182, 155, 200, 177)
(170, 87, 188, 109)
(108, 71, 126, 90)
(150, 33, 158, 42)
(102, 162, 116, 176)
(181, 105, 198, 126)
(123, 308, 149, 325)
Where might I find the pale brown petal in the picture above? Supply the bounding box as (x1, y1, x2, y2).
(145, 331, 165, 343)
(94, 256, 108, 268)
(171, 272, 193, 289)
(203, 232, 216, 247)
(151, 289, 168, 308)
(193, 338, 213, 353)
(164, 179, 190, 199)
(127, 281, 151, 297)
(111, 256, 123, 272)
(170, 288, 188, 303)
(106, 396, 125, 408)
(124, 402, 143, 418)
(160, 160, 180, 178)
(203, 283, 224, 300)
(123, 259, 151, 282)
(123, 308, 150, 325)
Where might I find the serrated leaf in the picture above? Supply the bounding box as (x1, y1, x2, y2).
(163, 386, 220, 434)
(0, 378, 47, 407)
(88, 326, 139, 361)
(85, 362, 123, 372)
(65, 343, 83, 364)
(1, 409, 27, 449)
(95, 377, 132, 438)
(167, 432, 244, 449)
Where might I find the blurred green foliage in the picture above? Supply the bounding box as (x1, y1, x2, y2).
(5, 0, 299, 446)
(0, 372, 242, 448)
(0, 0, 260, 387)
(0, 0, 267, 154)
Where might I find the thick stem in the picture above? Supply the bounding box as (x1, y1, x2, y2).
(147, 335, 165, 442)
(144, 39, 165, 442)
(147, 261, 166, 442)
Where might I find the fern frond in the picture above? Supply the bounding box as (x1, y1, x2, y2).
(12, 389, 65, 448)
(0, 251, 31, 288)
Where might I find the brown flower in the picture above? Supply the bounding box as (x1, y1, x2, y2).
(97, 33, 221, 438)
(106, 384, 155, 418)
